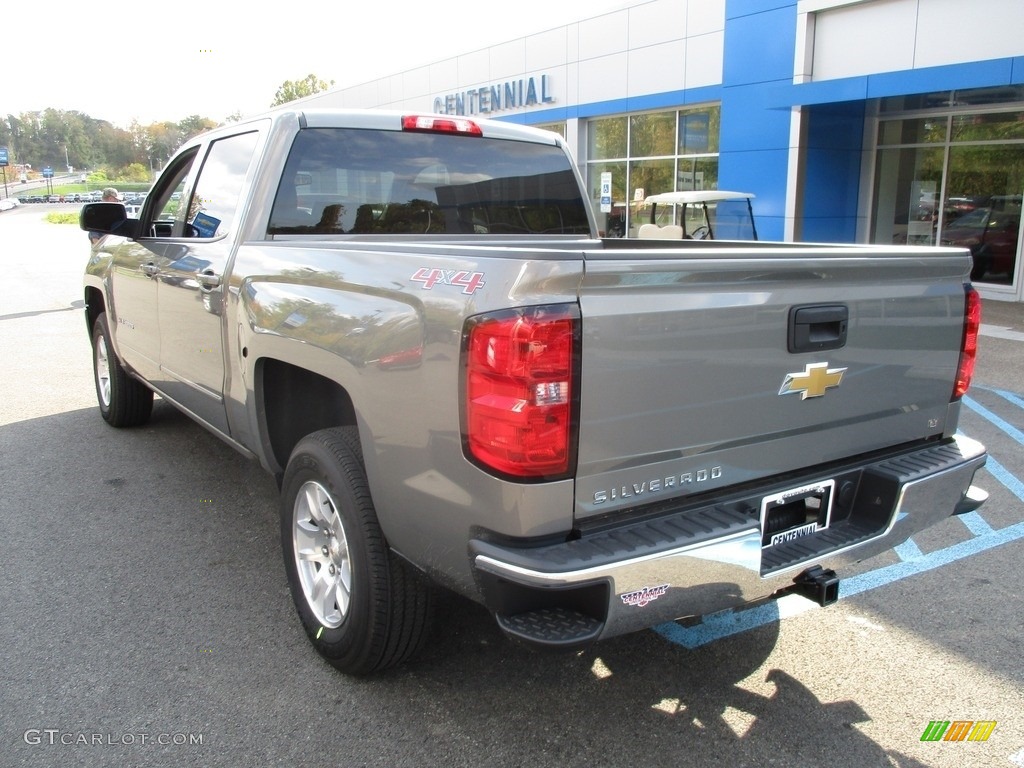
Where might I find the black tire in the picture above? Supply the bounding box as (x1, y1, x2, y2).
(91, 313, 154, 427)
(280, 427, 434, 675)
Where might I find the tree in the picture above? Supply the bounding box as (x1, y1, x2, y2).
(177, 115, 218, 140)
(271, 74, 335, 107)
(146, 121, 182, 171)
(117, 163, 151, 183)
(2, 108, 220, 178)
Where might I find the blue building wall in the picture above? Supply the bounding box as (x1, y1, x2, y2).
(507, 0, 1024, 246)
(802, 101, 865, 243)
(718, 0, 799, 241)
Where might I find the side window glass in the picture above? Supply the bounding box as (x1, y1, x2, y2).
(185, 131, 260, 238)
(145, 149, 198, 238)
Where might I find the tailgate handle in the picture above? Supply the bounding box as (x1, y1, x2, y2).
(788, 305, 848, 353)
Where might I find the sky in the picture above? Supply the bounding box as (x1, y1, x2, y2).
(7, 0, 628, 128)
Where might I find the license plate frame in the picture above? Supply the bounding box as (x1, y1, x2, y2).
(760, 479, 835, 549)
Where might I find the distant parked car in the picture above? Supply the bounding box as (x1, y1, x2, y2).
(0, 198, 19, 212)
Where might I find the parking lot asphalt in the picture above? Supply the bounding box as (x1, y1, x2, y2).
(1, 206, 1022, 768)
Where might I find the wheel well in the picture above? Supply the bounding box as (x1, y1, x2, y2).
(258, 358, 357, 472)
(84, 286, 104, 336)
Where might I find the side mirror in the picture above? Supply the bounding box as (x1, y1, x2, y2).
(80, 202, 141, 239)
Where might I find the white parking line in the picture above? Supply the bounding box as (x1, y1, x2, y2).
(980, 324, 1024, 342)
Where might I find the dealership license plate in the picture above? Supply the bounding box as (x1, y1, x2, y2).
(760, 480, 834, 548)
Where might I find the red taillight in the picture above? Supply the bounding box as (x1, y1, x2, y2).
(463, 305, 578, 479)
(954, 286, 981, 400)
(402, 115, 483, 136)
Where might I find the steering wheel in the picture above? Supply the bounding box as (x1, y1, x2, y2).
(691, 225, 710, 240)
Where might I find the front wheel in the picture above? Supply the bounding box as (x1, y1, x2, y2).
(91, 313, 153, 427)
(280, 427, 434, 675)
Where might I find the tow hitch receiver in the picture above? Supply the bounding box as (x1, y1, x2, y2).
(792, 565, 840, 607)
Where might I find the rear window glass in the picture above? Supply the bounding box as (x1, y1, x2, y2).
(268, 128, 591, 236)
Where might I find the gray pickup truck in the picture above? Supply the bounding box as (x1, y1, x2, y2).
(81, 109, 987, 675)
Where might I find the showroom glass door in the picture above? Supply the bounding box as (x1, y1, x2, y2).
(872, 89, 1024, 296)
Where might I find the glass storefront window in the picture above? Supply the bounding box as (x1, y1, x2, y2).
(872, 147, 944, 246)
(877, 118, 947, 145)
(940, 145, 1023, 284)
(589, 117, 628, 160)
(677, 156, 719, 192)
(587, 105, 721, 237)
(874, 91, 1024, 289)
(678, 106, 720, 154)
(535, 121, 567, 139)
(630, 159, 674, 200)
(951, 112, 1024, 142)
(630, 112, 675, 157)
(879, 86, 1024, 113)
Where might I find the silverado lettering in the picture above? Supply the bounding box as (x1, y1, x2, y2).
(593, 467, 724, 504)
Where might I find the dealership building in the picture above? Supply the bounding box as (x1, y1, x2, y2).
(299, 0, 1024, 302)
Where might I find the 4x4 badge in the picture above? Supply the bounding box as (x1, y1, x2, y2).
(779, 362, 847, 399)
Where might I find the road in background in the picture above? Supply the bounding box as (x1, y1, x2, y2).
(1, 205, 1021, 767)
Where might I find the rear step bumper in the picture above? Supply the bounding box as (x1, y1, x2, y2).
(471, 434, 987, 650)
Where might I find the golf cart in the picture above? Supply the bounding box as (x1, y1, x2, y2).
(637, 190, 758, 240)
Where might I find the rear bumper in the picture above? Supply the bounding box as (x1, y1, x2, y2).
(471, 434, 987, 649)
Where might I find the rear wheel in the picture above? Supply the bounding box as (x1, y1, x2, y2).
(91, 313, 153, 427)
(280, 427, 434, 675)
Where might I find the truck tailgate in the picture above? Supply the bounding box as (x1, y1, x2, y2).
(574, 244, 971, 520)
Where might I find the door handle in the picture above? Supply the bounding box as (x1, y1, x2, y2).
(195, 270, 222, 289)
(140, 263, 160, 277)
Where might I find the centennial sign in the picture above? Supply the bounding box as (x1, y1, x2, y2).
(433, 74, 555, 117)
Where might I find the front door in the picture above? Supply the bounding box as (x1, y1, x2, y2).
(104, 150, 200, 383)
(156, 130, 262, 435)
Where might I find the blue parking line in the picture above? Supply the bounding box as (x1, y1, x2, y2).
(840, 520, 1024, 598)
(654, 599, 789, 649)
(893, 539, 924, 560)
(654, 398, 1024, 649)
(989, 387, 1024, 411)
(975, 451, 1024, 504)
(963, 394, 1024, 446)
(958, 511, 994, 537)
(655, 519, 1024, 649)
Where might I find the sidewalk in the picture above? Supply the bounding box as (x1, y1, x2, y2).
(981, 297, 1024, 340)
